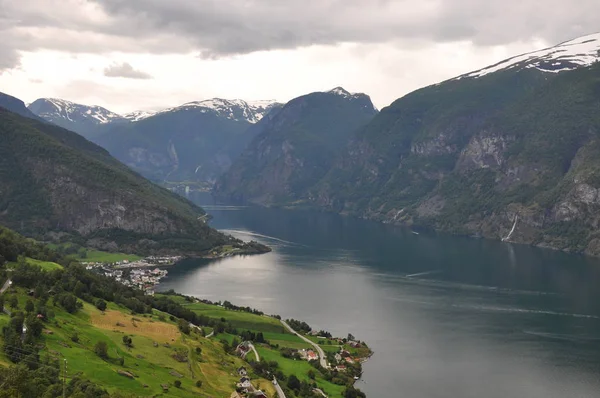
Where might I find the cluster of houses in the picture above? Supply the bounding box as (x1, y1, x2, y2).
(232, 366, 267, 398)
(299, 348, 319, 361)
(118, 268, 168, 295)
(82, 255, 181, 270)
(86, 262, 168, 295)
(333, 351, 361, 372)
(333, 343, 363, 373)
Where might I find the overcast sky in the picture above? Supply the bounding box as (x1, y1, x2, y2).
(0, 0, 598, 113)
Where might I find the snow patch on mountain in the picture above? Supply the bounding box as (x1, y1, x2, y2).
(159, 98, 280, 123)
(123, 110, 156, 122)
(29, 98, 124, 125)
(459, 33, 600, 80)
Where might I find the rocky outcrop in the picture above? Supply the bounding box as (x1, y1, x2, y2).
(456, 133, 514, 171)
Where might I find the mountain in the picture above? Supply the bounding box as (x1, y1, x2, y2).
(0, 91, 44, 121)
(122, 109, 156, 121)
(213, 87, 378, 204)
(456, 33, 600, 79)
(92, 98, 282, 185)
(309, 33, 600, 255)
(0, 106, 267, 255)
(28, 98, 126, 137)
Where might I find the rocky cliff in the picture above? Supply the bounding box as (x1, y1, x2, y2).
(312, 59, 600, 255)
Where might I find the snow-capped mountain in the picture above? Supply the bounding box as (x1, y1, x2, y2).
(458, 32, 600, 79)
(28, 98, 124, 126)
(122, 110, 156, 122)
(159, 98, 280, 124)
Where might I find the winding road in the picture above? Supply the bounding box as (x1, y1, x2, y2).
(280, 319, 329, 369)
(0, 278, 11, 295)
(1, 279, 12, 315)
(272, 378, 287, 398)
(247, 342, 260, 362)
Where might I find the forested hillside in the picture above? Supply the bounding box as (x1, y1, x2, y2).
(0, 107, 266, 255)
(312, 62, 600, 254)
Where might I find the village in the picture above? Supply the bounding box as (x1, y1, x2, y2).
(81, 256, 180, 295)
(228, 335, 368, 398)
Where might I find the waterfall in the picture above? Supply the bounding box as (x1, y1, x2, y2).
(502, 215, 518, 242)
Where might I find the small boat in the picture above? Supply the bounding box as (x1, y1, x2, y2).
(411, 231, 419, 235)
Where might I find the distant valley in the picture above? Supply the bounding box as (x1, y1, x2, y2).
(27, 97, 282, 186)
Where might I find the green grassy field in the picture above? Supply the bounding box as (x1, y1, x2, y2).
(171, 296, 352, 397)
(166, 297, 286, 334)
(0, 288, 249, 397)
(24, 257, 63, 271)
(84, 250, 142, 263)
(46, 243, 142, 263)
(257, 345, 345, 397)
(7, 257, 63, 271)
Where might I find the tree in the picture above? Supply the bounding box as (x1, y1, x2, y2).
(94, 341, 108, 359)
(71, 333, 79, 343)
(177, 319, 190, 334)
(95, 299, 107, 312)
(122, 336, 133, 348)
(0, 296, 4, 311)
(195, 380, 203, 388)
(307, 369, 316, 380)
(8, 295, 18, 309)
(195, 347, 202, 355)
(343, 386, 366, 398)
(174, 380, 181, 388)
(25, 315, 42, 337)
(347, 333, 355, 341)
(287, 374, 301, 390)
(24, 300, 34, 313)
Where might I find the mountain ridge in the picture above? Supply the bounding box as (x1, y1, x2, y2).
(305, 35, 600, 256)
(213, 87, 378, 204)
(0, 105, 268, 256)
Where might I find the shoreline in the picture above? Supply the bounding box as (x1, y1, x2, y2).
(208, 197, 600, 259)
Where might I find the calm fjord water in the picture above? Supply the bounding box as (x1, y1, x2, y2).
(158, 194, 600, 398)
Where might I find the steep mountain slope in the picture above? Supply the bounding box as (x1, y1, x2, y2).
(213, 88, 378, 204)
(0, 107, 266, 255)
(312, 34, 600, 255)
(28, 98, 126, 137)
(0, 91, 45, 121)
(93, 99, 282, 184)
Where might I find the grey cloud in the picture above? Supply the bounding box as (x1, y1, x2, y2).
(103, 62, 152, 79)
(91, 0, 600, 55)
(1, 0, 600, 64)
(0, 44, 21, 72)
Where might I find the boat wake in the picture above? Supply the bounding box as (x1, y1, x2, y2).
(220, 229, 306, 247)
(374, 273, 558, 296)
(405, 270, 441, 278)
(388, 296, 600, 319)
(523, 330, 600, 342)
(200, 205, 248, 211)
